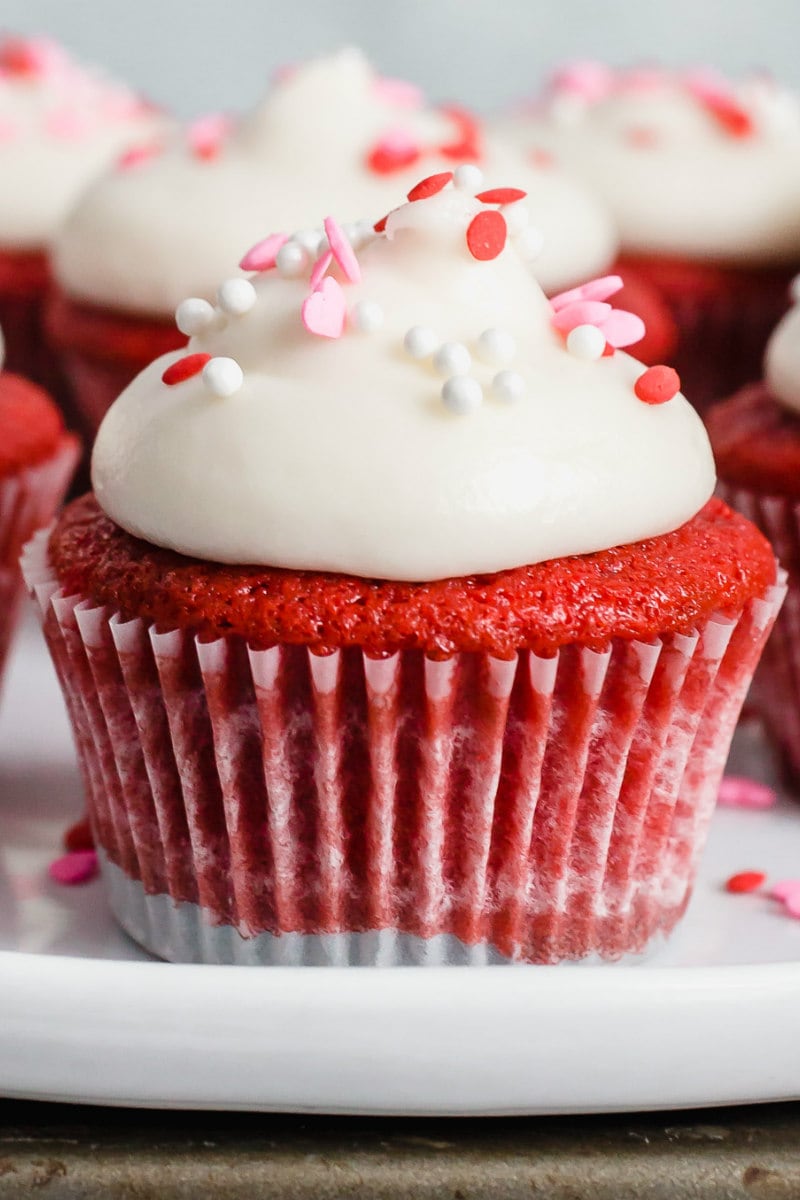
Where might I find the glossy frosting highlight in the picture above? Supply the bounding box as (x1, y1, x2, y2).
(765, 294, 800, 415)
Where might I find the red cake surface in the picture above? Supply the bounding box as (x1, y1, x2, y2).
(50, 495, 774, 659)
(46, 288, 185, 368)
(0, 371, 69, 478)
(706, 383, 800, 499)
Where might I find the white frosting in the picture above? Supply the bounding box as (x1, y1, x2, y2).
(494, 67, 800, 264)
(54, 49, 616, 313)
(765, 299, 800, 414)
(0, 37, 163, 248)
(92, 185, 714, 581)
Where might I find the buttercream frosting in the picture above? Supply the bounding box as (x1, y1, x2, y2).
(92, 173, 714, 582)
(0, 36, 162, 248)
(54, 48, 616, 313)
(765, 290, 800, 414)
(494, 65, 800, 264)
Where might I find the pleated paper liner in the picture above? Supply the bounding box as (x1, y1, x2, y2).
(23, 530, 785, 965)
(0, 437, 78, 683)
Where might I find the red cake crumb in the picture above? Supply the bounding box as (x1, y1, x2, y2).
(706, 383, 800, 499)
(50, 495, 775, 660)
(0, 372, 68, 477)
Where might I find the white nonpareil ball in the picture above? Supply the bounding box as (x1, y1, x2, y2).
(351, 300, 385, 333)
(276, 241, 309, 278)
(203, 356, 244, 398)
(175, 297, 215, 336)
(441, 375, 483, 414)
(476, 328, 517, 367)
(565, 323, 606, 361)
(403, 325, 439, 359)
(217, 278, 257, 316)
(491, 370, 526, 403)
(433, 341, 471, 376)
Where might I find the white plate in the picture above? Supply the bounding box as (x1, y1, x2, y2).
(2, 612, 800, 1115)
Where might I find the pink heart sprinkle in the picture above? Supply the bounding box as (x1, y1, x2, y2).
(551, 275, 624, 312)
(118, 142, 160, 170)
(373, 76, 423, 108)
(324, 215, 361, 284)
(48, 850, 99, 886)
(717, 776, 777, 809)
(302, 276, 346, 339)
(239, 233, 288, 272)
(187, 112, 232, 157)
(550, 60, 614, 102)
(552, 300, 612, 334)
(771, 881, 800, 919)
(46, 108, 96, 140)
(374, 127, 420, 157)
(600, 308, 646, 348)
(309, 249, 333, 292)
(685, 67, 736, 106)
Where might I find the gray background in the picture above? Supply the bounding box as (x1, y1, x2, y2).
(2, 0, 798, 118)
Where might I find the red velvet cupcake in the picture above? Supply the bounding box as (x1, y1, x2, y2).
(0, 35, 161, 388)
(47, 49, 618, 437)
(24, 177, 781, 965)
(707, 298, 800, 781)
(0, 327, 78, 684)
(494, 64, 800, 410)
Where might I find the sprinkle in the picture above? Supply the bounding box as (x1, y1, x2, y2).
(404, 326, 438, 359)
(442, 376, 483, 415)
(514, 226, 545, 260)
(476, 328, 516, 367)
(373, 76, 423, 108)
(503, 202, 530, 235)
(438, 106, 482, 162)
(725, 871, 766, 894)
(175, 297, 216, 336)
(566, 324, 607, 361)
(187, 112, 232, 160)
(373, 214, 390, 234)
(203, 356, 244, 397)
(367, 129, 421, 174)
(309, 250, 333, 291)
(49, 850, 98, 887)
(453, 164, 484, 192)
(717, 776, 777, 809)
(771, 880, 800, 919)
(239, 233, 288, 272)
(407, 171, 454, 202)
(63, 816, 94, 853)
(530, 148, 555, 168)
(492, 370, 526, 403)
(351, 300, 385, 333)
(217, 278, 257, 316)
(466, 211, 507, 261)
(162, 353, 212, 385)
(276, 241, 309, 278)
(302, 276, 346, 339)
(552, 300, 613, 333)
(0, 37, 66, 77)
(551, 275, 624, 311)
(293, 229, 325, 257)
(46, 108, 95, 140)
(117, 142, 160, 169)
(433, 342, 471, 376)
(686, 71, 755, 138)
(324, 215, 362, 283)
(634, 365, 681, 404)
(476, 187, 528, 205)
(602, 309, 646, 349)
(549, 60, 614, 103)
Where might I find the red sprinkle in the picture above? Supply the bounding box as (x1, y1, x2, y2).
(602, 342, 616, 357)
(64, 815, 94, 853)
(466, 210, 507, 261)
(634, 365, 681, 405)
(702, 95, 755, 139)
(373, 213, 390, 233)
(438, 105, 482, 162)
(407, 171, 453, 201)
(367, 142, 421, 175)
(725, 871, 767, 894)
(162, 353, 211, 386)
(475, 187, 527, 204)
(49, 850, 99, 887)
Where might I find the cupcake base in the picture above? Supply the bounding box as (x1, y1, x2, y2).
(0, 246, 52, 386)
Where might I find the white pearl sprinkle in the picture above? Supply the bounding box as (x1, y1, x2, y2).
(791, 273, 800, 304)
(492, 370, 526, 404)
(442, 375, 483, 415)
(433, 341, 471, 376)
(217, 277, 257, 316)
(476, 328, 517, 367)
(515, 226, 545, 261)
(276, 241, 309, 277)
(293, 229, 325, 256)
(342, 221, 363, 246)
(175, 297, 215, 336)
(403, 326, 438, 359)
(354, 217, 376, 245)
(566, 323, 606, 361)
(202, 356, 244, 397)
(503, 201, 530, 236)
(351, 300, 385, 333)
(453, 163, 484, 193)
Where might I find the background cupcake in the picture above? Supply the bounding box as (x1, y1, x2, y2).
(494, 63, 800, 409)
(0, 35, 161, 388)
(26, 176, 781, 966)
(46, 47, 618, 436)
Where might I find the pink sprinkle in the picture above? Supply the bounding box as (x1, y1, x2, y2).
(0, 36, 68, 77)
(239, 233, 288, 272)
(373, 76, 423, 108)
(187, 112, 232, 159)
(48, 850, 98, 887)
(302, 276, 346, 339)
(771, 880, 800, 919)
(117, 142, 160, 170)
(551, 275, 624, 312)
(45, 107, 96, 140)
(717, 776, 777, 810)
(601, 309, 646, 349)
(309, 249, 333, 291)
(552, 300, 613, 334)
(549, 60, 614, 102)
(623, 67, 667, 92)
(373, 127, 420, 157)
(685, 67, 736, 106)
(324, 216, 361, 284)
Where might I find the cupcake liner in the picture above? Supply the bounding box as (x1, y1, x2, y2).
(0, 438, 79, 683)
(717, 481, 800, 780)
(23, 530, 785, 965)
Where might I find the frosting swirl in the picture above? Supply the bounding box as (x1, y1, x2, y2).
(93, 173, 714, 582)
(54, 49, 616, 312)
(765, 290, 800, 414)
(494, 65, 800, 264)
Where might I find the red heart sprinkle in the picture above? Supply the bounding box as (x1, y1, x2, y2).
(407, 171, 454, 201)
(634, 364, 681, 404)
(725, 871, 766, 894)
(64, 815, 94, 853)
(702, 95, 754, 139)
(440, 139, 481, 162)
(367, 142, 421, 175)
(466, 210, 507, 261)
(162, 353, 212, 386)
(475, 187, 527, 204)
(373, 213, 390, 233)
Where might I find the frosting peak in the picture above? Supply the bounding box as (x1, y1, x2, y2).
(765, 285, 800, 414)
(92, 173, 714, 582)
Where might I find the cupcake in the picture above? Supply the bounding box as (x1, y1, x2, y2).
(707, 295, 800, 781)
(46, 48, 618, 436)
(0, 325, 78, 684)
(24, 174, 781, 966)
(0, 35, 161, 387)
(494, 64, 800, 409)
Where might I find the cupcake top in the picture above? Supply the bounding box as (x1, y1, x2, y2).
(54, 48, 617, 314)
(92, 170, 714, 582)
(494, 64, 800, 264)
(0, 36, 161, 249)
(764, 285, 800, 413)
